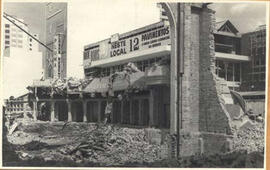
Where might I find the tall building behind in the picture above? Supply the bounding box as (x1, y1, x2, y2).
(3, 15, 39, 57)
(28, 33, 39, 51)
(44, 2, 67, 79)
(2, 15, 43, 99)
(240, 25, 266, 91)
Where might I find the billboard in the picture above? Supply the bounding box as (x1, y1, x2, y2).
(84, 23, 170, 62)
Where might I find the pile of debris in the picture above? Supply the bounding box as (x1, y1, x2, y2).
(6, 121, 168, 166)
(4, 117, 264, 167)
(232, 121, 264, 153)
(57, 125, 166, 166)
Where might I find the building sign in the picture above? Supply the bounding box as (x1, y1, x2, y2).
(110, 26, 170, 57)
(84, 24, 170, 62)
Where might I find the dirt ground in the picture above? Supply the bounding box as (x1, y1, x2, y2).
(3, 119, 265, 167)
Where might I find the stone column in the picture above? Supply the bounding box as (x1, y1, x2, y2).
(149, 89, 154, 126)
(120, 101, 124, 123)
(50, 101, 55, 122)
(33, 86, 38, 121)
(83, 101, 87, 122)
(67, 100, 72, 122)
(149, 88, 159, 126)
(33, 101, 38, 121)
(129, 99, 133, 124)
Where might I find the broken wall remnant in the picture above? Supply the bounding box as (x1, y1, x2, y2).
(162, 3, 233, 157)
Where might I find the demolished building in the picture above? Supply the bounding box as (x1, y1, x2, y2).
(25, 3, 264, 157)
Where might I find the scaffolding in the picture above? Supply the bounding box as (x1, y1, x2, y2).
(248, 27, 266, 90)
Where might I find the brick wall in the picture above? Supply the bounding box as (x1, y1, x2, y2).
(181, 4, 200, 132)
(180, 4, 232, 134)
(198, 7, 232, 134)
(178, 4, 233, 156)
(163, 3, 234, 157)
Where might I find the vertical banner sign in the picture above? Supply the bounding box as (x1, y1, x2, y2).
(53, 34, 61, 79)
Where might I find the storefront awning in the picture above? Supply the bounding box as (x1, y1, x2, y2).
(83, 71, 146, 93)
(83, 77, 110, 93)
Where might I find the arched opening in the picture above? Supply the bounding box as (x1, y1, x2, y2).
(87, 101, 99, 122)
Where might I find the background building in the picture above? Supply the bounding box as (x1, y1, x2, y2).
(2, 14, 43, 99)
(240, 25, 266, 92)
(214, 20, 250, 91)
(213, 21, 266, 117)
(44, 2, 67, 79)
(4, 93, 31, 115)
(3, 15, 39, 57)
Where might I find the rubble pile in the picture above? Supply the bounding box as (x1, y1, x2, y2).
(232, 122, 264, 153)
(4, 118, 264, 167)
(55, 125, 166, 166)
(6, 121, 167, 166)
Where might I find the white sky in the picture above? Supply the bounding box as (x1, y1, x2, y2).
(67, 0, 160, 78)
(66, 1, 267, 78)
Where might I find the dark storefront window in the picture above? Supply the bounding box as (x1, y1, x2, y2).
(87, 101, 99, 122)
(112, 101, 121, 123)
(141, 99, 149, 126)
(131, 100, 139, 125)
(227, 63, 234, 81)
(234, 63, 240, 82)
(123, 101, 131, 124)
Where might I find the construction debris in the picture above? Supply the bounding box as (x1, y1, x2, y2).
(8, 122, 20, 135)
(5, 121, 168, 166)
(3, 117, 264, 167)
(232, 121, 264, 153)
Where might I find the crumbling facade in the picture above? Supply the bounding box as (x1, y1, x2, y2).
(160, 3, 233, 156)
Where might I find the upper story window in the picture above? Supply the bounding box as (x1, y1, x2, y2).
(84, 51, 89, 59)
(5, 24, 10, 28)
